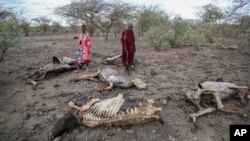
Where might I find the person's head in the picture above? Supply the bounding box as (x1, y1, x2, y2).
(81, 24, 86, 33)
(127, 24, 133, 30)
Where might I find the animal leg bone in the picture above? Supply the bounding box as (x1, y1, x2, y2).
(212, 92, 224, 109)
(27, 70, 40, 78)
(105, 82, 113, 90)
(218, 107, 246, 117)
(191, 99, 204, 111)
(69, 98, 100, 112)
(188, 107, 216, 122)
(100, 82, 113, 91)
(73, 74, 98, 82)
(26, 80, 41, 90)
(35, 72, 47, 81)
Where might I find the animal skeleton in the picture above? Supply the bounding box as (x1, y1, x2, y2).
(27, 56, 76, 89)
(73, 67, 134, 90)
(49, 94, 162, 138)
(186, 81, 249, 127)
(70, 94, 162, 127)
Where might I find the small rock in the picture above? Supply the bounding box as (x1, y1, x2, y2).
(146, 91, 153, 95)
(168, 135, 176, 141)
(17, 125, 23, 129)
(23, 113, 31, 120)
(29, 123, 40, 130)
(18, 137, 27, 141)
(150, 69, 157, 75)
(107, 130, 115, 136)
(152, 129, 157, 134)
(78, 126, 85, 133)
(53, 136, 62, 141)
(192, 137, 198, 141)
(29, 125, 35, 130)
(44, 115, 53, 122)
(26, 103, 35, 108)
(127, 97, 136, 102)
(54, 84, 60, 88)
(160, 99, 167, 105)
(10, 109, 17, 113)
(39, 86, 45, 89)
(0, 118, 4, 124)
(116, 127, 121, 132)
(125, 129, 134, 135)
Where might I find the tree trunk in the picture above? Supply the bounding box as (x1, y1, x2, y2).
(141, 26, 144, 37)
(25, 31, 29, 36)
(115, 29, 117, 38)
(104, 34, 109, 41)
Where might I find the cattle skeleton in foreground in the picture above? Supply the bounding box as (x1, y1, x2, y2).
(49, 94, 162, 138)
(186, 81, 249, 128)
(73, 67, 147, 90)
(27, 56, 76, 89)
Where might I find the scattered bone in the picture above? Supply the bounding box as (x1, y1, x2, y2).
(147, 99, 156, 104)
(26, 80, 41, 90)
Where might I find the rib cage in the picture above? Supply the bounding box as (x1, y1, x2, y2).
(69, 94, 162, 127)
(88, 94, 124, 118)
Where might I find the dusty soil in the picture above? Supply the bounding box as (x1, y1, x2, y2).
(0, 34, 250, 141)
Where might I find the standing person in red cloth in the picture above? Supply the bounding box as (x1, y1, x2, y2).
(120, 24, 136, 73)
(76, 24, 92, 70)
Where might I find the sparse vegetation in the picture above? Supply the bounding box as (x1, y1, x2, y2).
(143, 26, 172, 51)
(1, 1, 250, 141)
(244, 27, 250, 45)
(0, 16, 22, 62)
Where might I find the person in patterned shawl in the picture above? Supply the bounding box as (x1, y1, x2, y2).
(76, 24, 92, 70)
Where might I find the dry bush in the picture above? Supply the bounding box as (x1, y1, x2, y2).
(0, 16, 22, 61)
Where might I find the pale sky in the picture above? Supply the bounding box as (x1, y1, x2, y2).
(1, 0, 229, 24)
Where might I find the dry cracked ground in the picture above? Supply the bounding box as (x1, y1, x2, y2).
(0, 34, 250, 141)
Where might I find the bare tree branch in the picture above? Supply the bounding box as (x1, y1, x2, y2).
(54, 0, 136, 40)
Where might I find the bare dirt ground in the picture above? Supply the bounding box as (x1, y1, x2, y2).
(0, 34, 250, 141)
